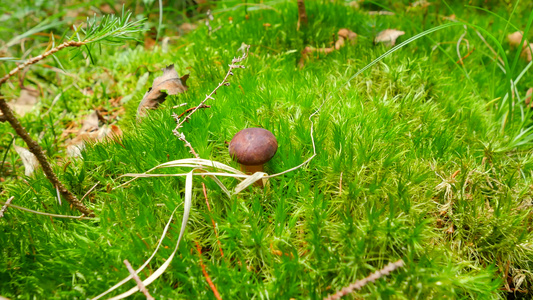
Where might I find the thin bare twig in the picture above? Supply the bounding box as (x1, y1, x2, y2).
(324, 260, 405, 300)
(0, 196, 14, 218)
(123, 260, 155, 300)
(0, 41, 84, 85)
(297, 0, 308, 30)
(0, 200, 89, 219)
(80, 181, 100, 202)
(173, 44, 250, 132)
(177, 105, 211, 120)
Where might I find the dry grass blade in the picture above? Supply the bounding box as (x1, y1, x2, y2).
(101, 171, 194, 300)
(92, 204, 182, 300)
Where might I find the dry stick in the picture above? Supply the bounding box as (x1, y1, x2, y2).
(80, 181, 100, 202)
(0, 40, 93, 217)
(324, 260, 405, 300)
(297, 0, 308, 30)
(177, 105, 211, 120)
(456, 47, 476, 64)
(123, 260, 155, 300)
(0, 196, 14, 218)
(195, 241, 222, 300)
(0, 200, 89, 219)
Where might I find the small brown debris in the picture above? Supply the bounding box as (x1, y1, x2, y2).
(375, 29, 405, 47)
(137, 65, 189, 117)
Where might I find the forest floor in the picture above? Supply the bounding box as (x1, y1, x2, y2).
(1, 0, 533, 299)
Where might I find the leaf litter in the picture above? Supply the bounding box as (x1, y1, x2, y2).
(0, 86, 39, 118)
(508, 31, 532, 62)
(136, 64, 189, 117)
(66, 110, 123, 157)
(375, 29, 406, 47)
(13, 140, 38, 176)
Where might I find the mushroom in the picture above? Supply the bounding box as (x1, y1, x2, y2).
(228, 128, 278, 176)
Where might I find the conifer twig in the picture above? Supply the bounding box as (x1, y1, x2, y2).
(324, 260, 405, 300)
(0, 11, 144, 217)
(0, 93, 93, 216)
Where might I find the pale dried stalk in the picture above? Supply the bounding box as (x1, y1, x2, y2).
(0, 196, 14, 218)
(123, 260, 155, 300)
(0, 200, 89, 219)
(324, 260, 405, 300)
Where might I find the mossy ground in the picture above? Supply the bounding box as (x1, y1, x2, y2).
(1, 0, 533, 299)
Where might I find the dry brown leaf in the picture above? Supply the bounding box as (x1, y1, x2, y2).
(13, 141, 38, 176)
(508, 32, 532, 62)
(179, 23, 198, 34)
(299, 28, 357, 68)
(137, 65, 189, 117)
(78, 110, 100, 134)
(508, 31, 528, 48)
(67, 125, 123, 157)
(3, 87, 39, 117)
(375, 29, 405, 46)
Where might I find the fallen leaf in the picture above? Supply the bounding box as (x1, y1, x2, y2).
(78, 110, 101, 134)
(508, 31, 532, 62)
(66, 110, 122, 157)
(67, 125, 123, 157)
(347, 1, 360, 9)
(137, 65, 189, 117)
(13, 141, 38, 176)
(179, 23, 198, 34)
(299, 28, 357, 68)
(144, 37, 156, 50)
(368, 11, 395, 15)
(2, 86, 39, 117)
(375, 29, 405, 46)
(508, 31, 528, 48)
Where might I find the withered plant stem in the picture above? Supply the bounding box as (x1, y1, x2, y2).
(0, 40, 93, 217)
(123, 259, 155, 300)
(0, 41, 84, 85)
(324, 260, 405, 300)
(297, 0, 308, 30)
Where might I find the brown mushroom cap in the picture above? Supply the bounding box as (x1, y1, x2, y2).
(229, 128, 278, 166)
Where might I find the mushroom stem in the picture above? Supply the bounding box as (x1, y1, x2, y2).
(241, 164, 265, 187)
